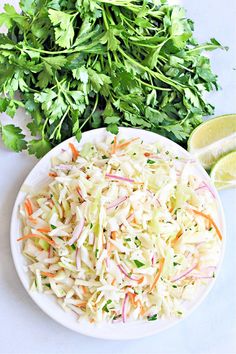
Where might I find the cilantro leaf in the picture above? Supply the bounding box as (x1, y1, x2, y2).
(147, 314, 158, 321)
(133, 259, 145, 268)
(102, 299, 112, 313)
(1, 124, 27, 152)
(28, 139, 52, 158)
(48, 9, 75, 49)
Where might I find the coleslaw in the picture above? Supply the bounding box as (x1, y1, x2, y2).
(18, 136, 222, 323)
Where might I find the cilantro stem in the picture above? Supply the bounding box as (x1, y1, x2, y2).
(80, 94, 99, 130)
(50, 106, 70, 140)
(136, 77, 171, 91)
(118, 47, 184, 91)
(187, 44, 224, 53)
(102, 7, 109, 30)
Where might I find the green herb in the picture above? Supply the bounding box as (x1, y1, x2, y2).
(147, 159, 156, 164)
(95, 248, 99, 259)
(0, 0, 225, 157)
(133, 259, 145, 268)
(147, 314, 158, 321)
(134, 236, 141, 247)
(102, 155, 107, 159)
(71, 244, 76, 250)
(173, 262, 180, 266)
(102, 299, 112, 313)
(172, 285, 177, 288)
(50, 224, 56, 230)
(177, 311, 183, 315)
(125, 238, 131, 242)
(90, 223, 93, 229)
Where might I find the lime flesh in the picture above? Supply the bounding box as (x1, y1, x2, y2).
(188, 114, 236, 169)
(210, 151, 236, 190)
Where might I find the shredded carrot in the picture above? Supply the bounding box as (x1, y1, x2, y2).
(149, 257, 165, 292)
(111, 278, 116, 286)
(137, 275, 144, 284)
(69, 142, 79, 161)
(48, 172, 57, 177)
(111, 136, 117, 154)
(28, 216, 37, 225)
(191, 209, 222, 241)
(111, 231, 117, 240)
(171, 229, 183, 246)
(107, 242, 116, 256)
(41, 271, 56, 278)
(17, 233, 56, 247)
(144, 152, 151, 157)
(37, 227, 51, 233)
(81, 285, 87, 294)
(127, 293, 146, 315)
(24, 198, 33, 216)
(89, 318, 95, 323)
(127, 292, 137, 306)
(75, 302, 87, 308)
(136, 301, 147, 316)
(116, 137, 139, 150)
(169, 205, 174, 213)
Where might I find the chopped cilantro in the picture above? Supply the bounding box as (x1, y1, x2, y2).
(133, 259, 145, 268)
(147, 314, 158, 321)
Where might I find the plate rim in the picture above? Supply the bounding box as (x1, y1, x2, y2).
(10, 127, 226, 340)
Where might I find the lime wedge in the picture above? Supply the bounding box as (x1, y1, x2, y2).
(210, 151, 236, 190)
(188, 114, 236, 169)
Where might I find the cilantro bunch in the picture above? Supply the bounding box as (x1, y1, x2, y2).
(0, 0, 224, 157)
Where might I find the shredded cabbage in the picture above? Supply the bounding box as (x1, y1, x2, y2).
(19, 136, 222, 323)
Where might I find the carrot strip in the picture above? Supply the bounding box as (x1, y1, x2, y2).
(137, 275, 144, 284)
(81, 285, 87, 294)
(191, 209, 222, 241)
(28, 216, 37, 225)
(75, 302, 87, 308)
(41, 271, 56, 278)
(111, 136, 117, 154)
(149, 257, 165, 292)
(171, 229, 183, 246)
(69, 142, 79, 161)
(116, 137, 139, 150)
(37, 227, 51, 233)
(48, 172, 57, 177)
(24, 199, 33, 216)
(111, 231, 117, 240)
(107, 242, 116, 256)
(144, 152, 151, 157)
(127, 292, 137, 306)
(111, 278, 116, 286)
(17, 233, 56, 247)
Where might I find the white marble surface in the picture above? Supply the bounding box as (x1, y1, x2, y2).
(0, 0, 236, 353)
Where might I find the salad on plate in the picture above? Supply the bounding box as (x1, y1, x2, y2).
(17, 135, 222, 323)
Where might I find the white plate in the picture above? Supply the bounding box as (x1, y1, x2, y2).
(10, 128, 226, 340)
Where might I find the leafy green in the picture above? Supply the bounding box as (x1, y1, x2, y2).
(102, 299, 112, 313)
(1, 124, 27, 152)
(147, 314, 158, 321)
(0, 0, 225, 157)
(133, 259, 145, 268)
